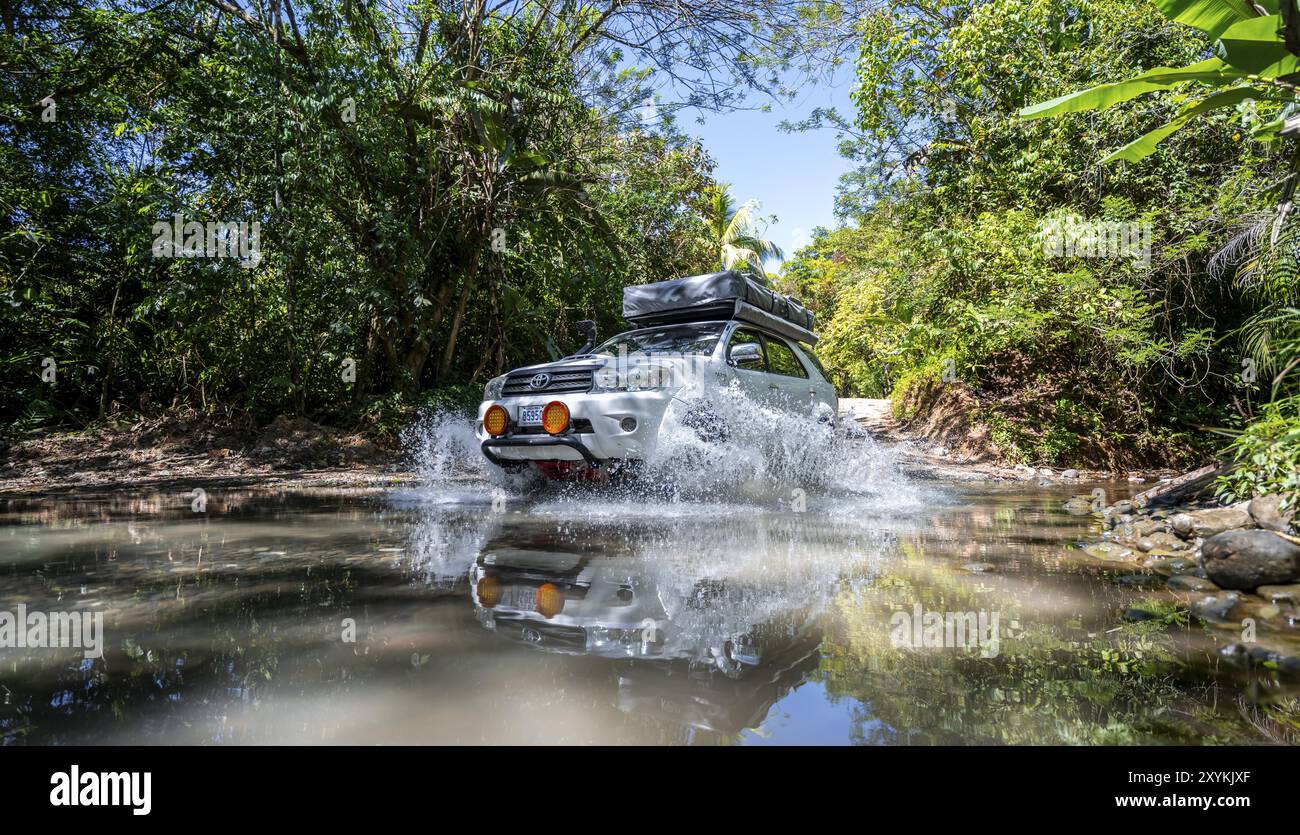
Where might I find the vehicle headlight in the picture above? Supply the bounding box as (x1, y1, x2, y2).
(591, 363, 675, 393)
(483, 374, 507, 400)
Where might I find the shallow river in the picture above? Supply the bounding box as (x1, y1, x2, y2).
(2, 462, 1297, 745)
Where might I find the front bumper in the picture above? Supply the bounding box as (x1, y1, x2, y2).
(476, 390, 676, 465)
(481, 433, 600, 467)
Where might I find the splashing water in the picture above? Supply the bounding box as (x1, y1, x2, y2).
(642, 383, 915, 507)
(401, 408, 488, 483)
(402, 387, 923, 512)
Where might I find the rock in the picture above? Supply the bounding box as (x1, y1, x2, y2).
(1139, 531, 1188, 552)
(1128, 476, 1146, 484)
(1248, 645, 1281, 664)
(1123, 607, 1158, 621)
(1218, 643, 1300, 678)
(1110, 500, 1134, 516)
(1061, 469, 1080, 479)
(1170, 507, 1252, 540)
(1135, 518, 1167, 536)
(1219, 642, 1250, 666)
(1190, 591, 1243, 623)
(1167, 575, 1219, 593)
(1062, 497, 1093, 515)
(1255, 583, 1300, 605)
(1140, 548, 1191, 563)
(1083, 542, 1134, 561)
(961, 562, 996, 573)
(1116, 574, 1162, 588)
(1200, 530, 1300, 590)
(1248, 494, 1297, 534)
(1146, 555, 1199, 574)
(1039, 468, 1054, 478)
(1112, 522, 1142, 542)
(1237, 600, 1283, 624)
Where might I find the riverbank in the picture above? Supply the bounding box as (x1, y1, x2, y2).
(2, 400, 1188, 496)
(841, 398, 1180, 484)
(0, 412, 414, 496)
(1066, 473, 1300, 676)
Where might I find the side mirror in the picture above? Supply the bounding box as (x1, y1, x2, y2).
(728, 342, 763, 370)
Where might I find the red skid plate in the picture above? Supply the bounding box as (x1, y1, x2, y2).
(533, 460, 603, 481)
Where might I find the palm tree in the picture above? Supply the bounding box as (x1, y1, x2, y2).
(700, 183, 783, 281)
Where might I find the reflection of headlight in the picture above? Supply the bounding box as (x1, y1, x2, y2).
(591, 364, 675, 393)
(483, 374, 507, 400)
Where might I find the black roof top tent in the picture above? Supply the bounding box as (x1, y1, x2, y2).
(622, 270, 819, 345)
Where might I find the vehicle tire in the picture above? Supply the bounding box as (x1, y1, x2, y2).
(680, 403, 730, 443)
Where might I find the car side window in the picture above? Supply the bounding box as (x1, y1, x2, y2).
(764, 336, 808, 378)
(800, 345, 828, 378)
(727, 328, 766, 371)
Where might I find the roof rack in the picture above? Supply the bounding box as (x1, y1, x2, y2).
(623, 270, 818, 345)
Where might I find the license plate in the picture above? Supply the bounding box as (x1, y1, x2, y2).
(503, 586, 536, 610)
(519, 405, 543, 426)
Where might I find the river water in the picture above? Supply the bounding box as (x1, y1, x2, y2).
(1, 412, 1297, 745)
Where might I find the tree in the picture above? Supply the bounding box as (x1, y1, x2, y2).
(779, 0, 1271, 467)
(699, 183, 783, 280)
(2, 0, 837, 427)
(1019, 0, 1300, 489)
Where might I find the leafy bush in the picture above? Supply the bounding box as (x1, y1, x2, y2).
(778, 0, 1271, 469)
(1215, 395, 1300, 506)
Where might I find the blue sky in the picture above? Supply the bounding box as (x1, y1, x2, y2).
(684, 68, 858, 269)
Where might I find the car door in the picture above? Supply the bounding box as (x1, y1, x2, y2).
(724, 326, 772, 404)
(761, 334, 817, 412)
(791, 342, 838, 414)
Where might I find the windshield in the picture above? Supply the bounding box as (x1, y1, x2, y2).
(593, 322, 724, 357)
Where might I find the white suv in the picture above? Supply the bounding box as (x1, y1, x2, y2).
(475, 317, 837, 474)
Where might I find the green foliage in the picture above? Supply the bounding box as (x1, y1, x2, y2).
(1016, 0, 1300, 480)
(1215, 394, 1300, 502)
(779, 0, 1287, 468)
(0, 0, 749, 431)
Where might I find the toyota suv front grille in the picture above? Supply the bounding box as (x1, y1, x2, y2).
(502, 370, 593, 397)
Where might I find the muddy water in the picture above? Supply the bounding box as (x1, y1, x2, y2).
(1, 475, 1296, 745)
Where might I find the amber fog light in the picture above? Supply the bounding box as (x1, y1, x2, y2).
(541, 401, 570, 435)
(484, 404, 509, 436)
(535, 583, 565, 618)
(477, 575, 502, 608)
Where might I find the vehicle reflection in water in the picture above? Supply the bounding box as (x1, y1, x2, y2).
(468, 525, 827, 735)
(1, 484, 1297, 744)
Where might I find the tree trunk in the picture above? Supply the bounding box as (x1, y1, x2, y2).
(439, 277, 474, 379)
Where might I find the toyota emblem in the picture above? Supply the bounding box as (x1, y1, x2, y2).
(529, 373, 550, 390)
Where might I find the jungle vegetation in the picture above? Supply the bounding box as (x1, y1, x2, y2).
(1, 0, 833, 430)
(2, 0, 1298, 488)
(780, 0, 1300, 480)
